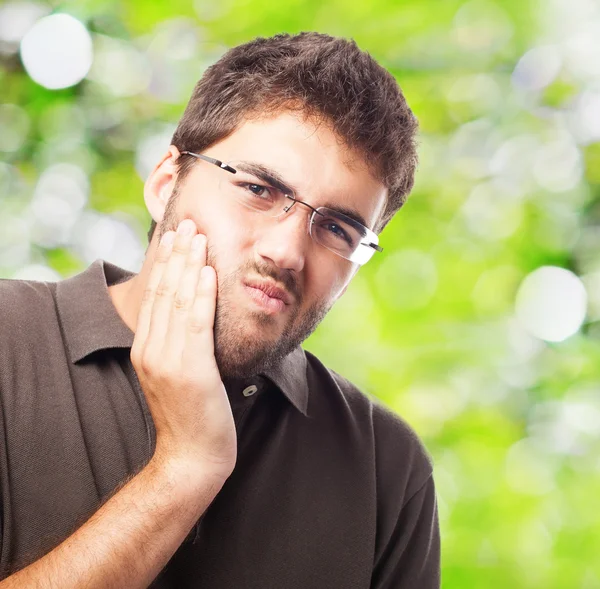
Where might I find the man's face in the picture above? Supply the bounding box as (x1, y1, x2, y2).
(156, 111, 387, 379)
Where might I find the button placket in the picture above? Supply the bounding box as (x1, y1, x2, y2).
(232, 381, 263, 446)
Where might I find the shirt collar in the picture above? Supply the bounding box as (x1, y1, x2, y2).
(56, 259, 308, 416)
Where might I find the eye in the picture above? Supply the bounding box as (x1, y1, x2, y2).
(324, 221, 352, 244)
(238, 182, 274, 200)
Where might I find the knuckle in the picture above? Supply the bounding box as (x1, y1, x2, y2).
(140, 354, 157, 375)
(188, 318, 208, 334)
(171, 243, 188, 256)
(156, 248, 171, 262)
(154, 366, 170, 382)
(173, 294, 192, 311)
(141, 287, 154, 305)
(155, 283, 175, 298)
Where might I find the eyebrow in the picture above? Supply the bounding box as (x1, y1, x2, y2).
(235, 160, 370, 229)
(236, 162, 299, 199)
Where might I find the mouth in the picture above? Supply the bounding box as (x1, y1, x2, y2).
(242, 278, 293, 314)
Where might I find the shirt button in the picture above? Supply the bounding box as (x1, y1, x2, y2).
(242, 384, 258, 397)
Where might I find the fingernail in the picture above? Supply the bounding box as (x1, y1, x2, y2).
(177, 219, 195, 235)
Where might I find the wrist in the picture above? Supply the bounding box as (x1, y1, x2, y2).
(148, 446, 232, 494)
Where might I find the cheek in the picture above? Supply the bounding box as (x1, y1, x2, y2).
(183, 204, 212, 236)
(324, 268, 355, 305)
(304, 270, 348, 309)
(185, 196, 244, 240)
(201, 222, 248, 274)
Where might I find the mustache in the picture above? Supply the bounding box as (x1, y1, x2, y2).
(254, 264, 298, 299)
(206, 245, 301, 304)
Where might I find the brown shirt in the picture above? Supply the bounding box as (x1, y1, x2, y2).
(0, 259, 440, 588)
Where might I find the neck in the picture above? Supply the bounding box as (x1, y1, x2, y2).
(108, 235, 161, 333)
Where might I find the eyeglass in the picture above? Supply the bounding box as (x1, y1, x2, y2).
(180, 151, 383, 266)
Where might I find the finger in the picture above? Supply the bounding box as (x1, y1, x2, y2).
(163, 233, 207, 367)
(146, 221, 198, 358)
(133, 230, 175, 356)
(182, 264, 218, 378)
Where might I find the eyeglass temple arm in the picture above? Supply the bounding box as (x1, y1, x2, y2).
(364, 242, 383, 252)
(180, 151, 237, 174)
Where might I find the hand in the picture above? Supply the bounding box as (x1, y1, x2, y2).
(130, 219, 237, 482)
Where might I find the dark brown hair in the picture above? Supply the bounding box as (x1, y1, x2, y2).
(147, 32, 418, 242)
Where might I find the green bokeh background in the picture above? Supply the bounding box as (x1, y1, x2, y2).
(2, 0, 600, 587)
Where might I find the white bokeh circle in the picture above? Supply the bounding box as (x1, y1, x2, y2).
(515, 266, 587, 342)
(20, 13, 93, 90)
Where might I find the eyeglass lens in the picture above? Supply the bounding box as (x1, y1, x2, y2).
(218, 163, 371, 260)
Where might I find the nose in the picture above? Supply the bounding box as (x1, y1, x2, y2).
(254, 204, 310, 274)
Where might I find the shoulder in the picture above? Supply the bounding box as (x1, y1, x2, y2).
(0, 277, 58, 347)
(304, 349, 434, 499)
(0, 275, 57, 315)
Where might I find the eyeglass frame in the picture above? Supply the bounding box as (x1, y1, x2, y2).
(179, 151, 384, 264)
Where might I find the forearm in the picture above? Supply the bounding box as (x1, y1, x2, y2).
(1, 455, 225, 589)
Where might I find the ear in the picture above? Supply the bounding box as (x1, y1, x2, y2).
(143, 145, 182, 224)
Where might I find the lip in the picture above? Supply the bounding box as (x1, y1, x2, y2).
(244, 278, 293, 306)
(244, 285, 287, 313)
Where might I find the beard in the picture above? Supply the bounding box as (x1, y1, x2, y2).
(158, 185, 333, 380)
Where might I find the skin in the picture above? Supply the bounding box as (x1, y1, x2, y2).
(109, 110, 388, 380)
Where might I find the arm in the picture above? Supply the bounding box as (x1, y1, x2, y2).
(0, 454, 226, 588)
(371, 475, 441, 589)
(2, 220, 236, 586)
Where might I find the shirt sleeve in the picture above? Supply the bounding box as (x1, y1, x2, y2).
(371, 474, 441, 589)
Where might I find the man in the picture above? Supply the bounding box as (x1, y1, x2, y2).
(0, 32, 439, 587)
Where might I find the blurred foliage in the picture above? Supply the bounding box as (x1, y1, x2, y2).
(2, 0, 600, 587)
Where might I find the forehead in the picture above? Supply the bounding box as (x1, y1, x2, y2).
(207, 111, 387, 230)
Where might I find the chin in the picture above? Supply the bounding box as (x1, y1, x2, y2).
(213, 320, 272, 377)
